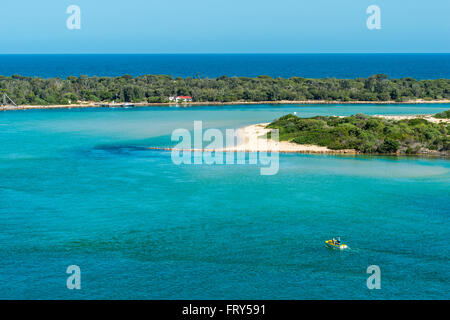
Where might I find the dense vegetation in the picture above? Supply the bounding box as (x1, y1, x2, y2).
(434, 110, 450, 119)
(0, 74, 449, 105)
(267, 112, 450, 155)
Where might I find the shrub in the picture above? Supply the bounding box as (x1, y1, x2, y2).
(434, 110, 450, 119)
(378, 138, 400, 153)
(268, 113, 448, 155)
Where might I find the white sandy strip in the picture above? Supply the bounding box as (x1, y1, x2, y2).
(221, 123, 339, 153)
(373, 114, 449, 124)
(148, 123, 356, 154)
(232, 115, 449, 153)
(149, 115, 448, 154)
(153, 123, 356, 154)
(233, 115, 450, 153)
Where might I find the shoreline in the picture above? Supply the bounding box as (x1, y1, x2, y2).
(2, 99, 450, 111)
(148, 114, 449, 156)
(373, 114, 449, 124)
(148, 123, 358, 154)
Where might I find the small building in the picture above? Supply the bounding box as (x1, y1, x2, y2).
(169, 96, 193, 102)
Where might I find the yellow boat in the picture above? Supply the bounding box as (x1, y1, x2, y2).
(325, 239, 348, 250)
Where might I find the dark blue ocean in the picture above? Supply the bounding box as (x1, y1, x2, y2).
(0, 54, 449, 79)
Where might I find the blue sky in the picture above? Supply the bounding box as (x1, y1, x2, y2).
(0, 0, 449, 53)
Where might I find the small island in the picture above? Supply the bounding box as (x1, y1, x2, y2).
(266, 111, 449, 155)
(147, 111, 449, 157)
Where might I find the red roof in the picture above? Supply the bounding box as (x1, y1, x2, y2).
(177, 96, 192, 99)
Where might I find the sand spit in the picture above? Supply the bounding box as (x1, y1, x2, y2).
(148, 123, 358, 154)
(147, 114, 448, 155)
(224, 123, 357, 154)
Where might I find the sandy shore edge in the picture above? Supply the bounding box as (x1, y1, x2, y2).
(148, 123, 357, 154)
(147, 114, 449, 154)
(373, 114, 449, 124)
(1, 99, 450, 111)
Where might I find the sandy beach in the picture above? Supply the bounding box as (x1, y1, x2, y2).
(148, 113, 449, 155)
(148, 123, 357, 154)
(1, 99, 450, 111)
(230, 114, 449, 153)
(223, 123, 356, 154)
(373, 114, 450, 124)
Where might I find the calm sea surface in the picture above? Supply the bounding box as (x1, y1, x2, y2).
(0, 104, 449, 299)
(0, 54, 450, 79)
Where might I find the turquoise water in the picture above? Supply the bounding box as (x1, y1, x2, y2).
(0, 104, 449, 299)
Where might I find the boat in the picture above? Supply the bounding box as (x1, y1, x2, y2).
(325, 237, 348, 250)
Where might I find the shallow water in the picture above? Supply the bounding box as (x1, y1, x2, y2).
(0, 104, 449, 299)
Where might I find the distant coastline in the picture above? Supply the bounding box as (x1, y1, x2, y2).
(2, 99, 450, 111)
(1, 74, 449, 110)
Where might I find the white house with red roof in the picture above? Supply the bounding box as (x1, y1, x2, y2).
(169, 95, 193, 102)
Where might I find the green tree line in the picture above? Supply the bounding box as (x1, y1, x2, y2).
(0, 74, 449, 105)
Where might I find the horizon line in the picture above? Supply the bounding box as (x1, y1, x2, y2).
(0, 52, 449, 55)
